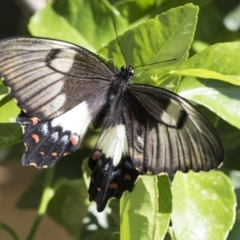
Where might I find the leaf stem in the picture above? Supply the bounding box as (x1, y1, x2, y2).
(26, 167, 55, 240)
(0, 222, 19, 240)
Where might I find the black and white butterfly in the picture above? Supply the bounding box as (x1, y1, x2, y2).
(0, 37, 224, 212)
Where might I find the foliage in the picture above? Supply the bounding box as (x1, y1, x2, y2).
(1, 0, 240, 239)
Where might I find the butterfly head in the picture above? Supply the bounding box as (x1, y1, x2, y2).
(118, 65, 134, 83)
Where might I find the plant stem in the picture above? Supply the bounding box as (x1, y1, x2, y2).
(0, 222, 19, 240)
(26, 166, 55, 240)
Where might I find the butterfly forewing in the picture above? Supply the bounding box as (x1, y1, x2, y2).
(124, 84, 224, 175)
(0, 37, 114, 168)
(88, 124, 139, 211)
(0, 37, 113, 120)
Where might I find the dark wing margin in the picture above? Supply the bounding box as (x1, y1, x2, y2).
(123, 84, 224, 175)
(18, 93, 103, 168)
(17, 112, 80, 168)
(0, 37, 113, 120)
(88, 152, 139, 212)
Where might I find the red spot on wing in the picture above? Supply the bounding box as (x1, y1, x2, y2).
(97, 188, 101, 192)
(124, 174, 131, 181)
(51, 152, 58, 157)
(91, 149, 102, 161)
(109, 183, 118, 189)
(70, 135, 79, 145)
(30, 117, 39, 126)
(32, 134, 40, 143)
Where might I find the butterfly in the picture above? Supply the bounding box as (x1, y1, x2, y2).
(0, 37, 224, 212)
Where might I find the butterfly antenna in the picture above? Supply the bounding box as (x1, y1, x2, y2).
(133, 58, 177, 70)
(113, 22, 127, 66)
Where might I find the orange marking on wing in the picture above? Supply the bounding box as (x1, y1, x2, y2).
(97, 188, 101, 192)
(30, 117, 38, 126)
(32, 134, 40, 143)
(70, 135, 79, 145)
(124, 174, 131, 181)
(51, 152, 58, 157)
(91, 149, 102, 161)
(39, 151, 45, 156)
(109, 183, 118, 189)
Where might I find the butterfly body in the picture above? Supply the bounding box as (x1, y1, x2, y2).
(0, 37, 224, 211)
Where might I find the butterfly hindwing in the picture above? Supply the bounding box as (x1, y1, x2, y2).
(123, 84, 224, 175)
(88, 124, 139, 211)
(18, 113, 79, 168)
(18, 100, 97, 168)
(0, 37, 113, 120)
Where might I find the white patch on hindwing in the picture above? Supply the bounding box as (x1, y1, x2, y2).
(97, 124, 128, 166)
(51, 101, 92, 137)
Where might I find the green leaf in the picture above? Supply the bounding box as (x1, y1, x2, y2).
(47, 178, 89, 238)
(0, 80, 8, 101)
(28, 3, 93, 50)
(177, 76, 240, 129)
(53, 0, 129, 50)
(120, 175, 171, 240)
(172, 171, 236, 240)
(171, 68, 240, 86)
(29, 0, 129, 51)
(99, 3, 199, 91)
(103, 232, 120, 240)
(0, 95, 19, 123)
(227, 170, 240, 240)
(174, 42, 240, 85)
(114, 0, 157, 23)
(0, 95, 21, 147)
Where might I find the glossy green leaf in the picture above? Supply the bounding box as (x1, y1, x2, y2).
(120, 175, 171, 240)
(103, 232, 120, 240)
(99, 3, 199, 91)
(114, 0, 157, 23)
(28, 3, 93, 50)
(174, 42, 240, 85)
(171, 68, 240, 86)
(52, 0, 128, 50)
(29, 0, 129, 51)
(227, 171, 240, 240)
(177, 76, 240, 129)
(172, 171, 236, 240)
(47, 178, 89, 238)
(0, 95, 21, 147)
(0, 95, 19, 123)
(0, 123, 21, 147)
(0, 80, 8, 101)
